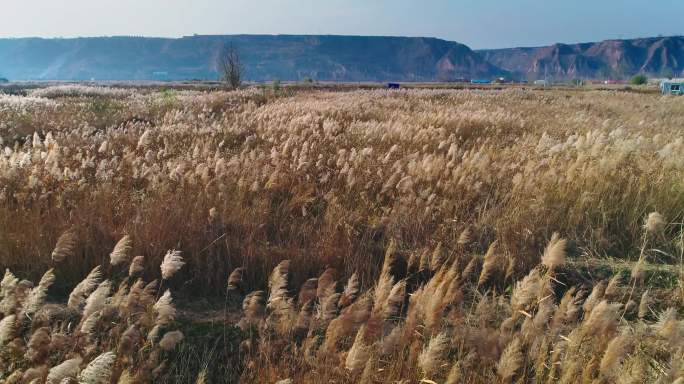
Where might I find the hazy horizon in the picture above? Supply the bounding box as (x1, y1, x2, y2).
(1, 0, 682, 49)
(1, 32, 683, 51)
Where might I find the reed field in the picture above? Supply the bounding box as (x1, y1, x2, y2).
(0, 84, 682, 383)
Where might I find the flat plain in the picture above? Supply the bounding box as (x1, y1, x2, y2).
(0, 84, 682, 383)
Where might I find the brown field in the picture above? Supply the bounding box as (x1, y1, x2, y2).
(0, 85, 682, 383)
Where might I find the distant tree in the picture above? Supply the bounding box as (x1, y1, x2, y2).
(217, 43, 244, 89)
(630, 74, 648, 85)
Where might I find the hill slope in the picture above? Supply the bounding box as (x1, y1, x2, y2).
(0, 35, 508, 81)
(478, 36, 684, 80)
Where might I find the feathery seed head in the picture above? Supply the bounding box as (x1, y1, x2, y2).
(77, 351, 116, 384)
(418, 332, 449, 377)
(644, 211, 665, 234)
(160, 250, 185, 280)
(541, 232, 567, 270)
(159, 330, 184, 351)
(109, 235, 132, 266)
(47, 357, 82, 384)
(128, 256, 145, 277)
(52, 230, 77, 263)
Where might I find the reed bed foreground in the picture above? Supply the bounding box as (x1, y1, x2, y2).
(0, 86, 683, 383)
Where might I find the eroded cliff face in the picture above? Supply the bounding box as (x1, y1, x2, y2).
(478, 36, 684, 80)
(0, 35, 508, 81)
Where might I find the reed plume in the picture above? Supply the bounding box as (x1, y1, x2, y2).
(78, 351, 116, 384)
(23, 268, 56, 314)
(298, 278, 318, 305)
(497, 337, 523, 382)
(0, 314, 16, 344)
(68, 266, 102, 310)
(25, 327, 51, 363)
(599, 331, 631, 378)
(51, 230, 77, 263)
(383, 279, 406, 319)
(478, 241, 500, 287)
(227, 267, 246, 292)
(418, 332, 449, 377)
(118, 324, 141, 354)
(128, 256, 145, 277)
(154, 289, 176, 325)
(541, 232, 566, 270)
(160, 250, 185, 280)
(644, 211, 665, 234)
(638, 290, 651, 319)
(159, 330, 184, 351)
(267, 260, 291, 314)
(458, 227, 472, 246)
(345, 327, 371, 374)
(46, 357, 82, 384)
(430, 242, 445, 271)
(582, 280, 606, 314)
(82, 280, 111, 318)
(445, 361, 462, 384)
(316, 267, 337, 302)
(110, 235, 132, 266)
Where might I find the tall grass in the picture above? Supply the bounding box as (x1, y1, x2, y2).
(0, 86, 682, 382)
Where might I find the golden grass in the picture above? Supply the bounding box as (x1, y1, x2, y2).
(0, 86, 683, 383)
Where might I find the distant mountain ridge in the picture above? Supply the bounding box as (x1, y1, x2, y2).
(478, 36, 684, 80)
(0, 35, 507, 81)
(2, 34, 684, 82)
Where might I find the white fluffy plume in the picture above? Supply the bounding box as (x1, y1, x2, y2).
(154, 289, 176, 325)
(0, 314, 16, 345)
(82, 280, 112, 318)
(161, 250, 185, 280)
(77, 351, 116, 384)
(47, 357, 82, 384)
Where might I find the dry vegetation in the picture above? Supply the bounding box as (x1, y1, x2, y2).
(0, 85, 683, 383)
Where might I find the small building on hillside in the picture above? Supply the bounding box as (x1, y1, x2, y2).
(387, 82, 401, 89)
(661, 81, 684, 95)
(534, 79, 549, 87)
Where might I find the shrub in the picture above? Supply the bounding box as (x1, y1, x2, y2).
(630, 74, 648, 85)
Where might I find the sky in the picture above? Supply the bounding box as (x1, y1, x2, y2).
(1, 0, 683, 49)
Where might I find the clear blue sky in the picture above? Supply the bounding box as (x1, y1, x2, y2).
(1, 0, 682, 49)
